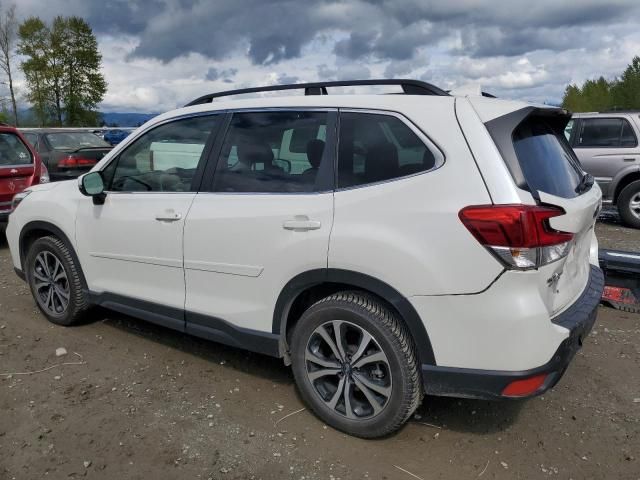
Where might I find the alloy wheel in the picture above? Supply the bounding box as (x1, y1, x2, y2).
(630, 192, 640, 220)
(304, 320, 392, 419)
(32, 251, 70, 315)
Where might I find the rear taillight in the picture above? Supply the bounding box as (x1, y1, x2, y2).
(459, 204, 574, 270)
(40, 163, 50, 183)
(58, 155, 97, 168)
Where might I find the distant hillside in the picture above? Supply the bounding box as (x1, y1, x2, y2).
(101, 112, 159, 127)
(15, 109, 159, 127)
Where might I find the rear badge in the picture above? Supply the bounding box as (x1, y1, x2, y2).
(10, 168, 17, 174)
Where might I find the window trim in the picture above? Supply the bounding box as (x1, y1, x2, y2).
(574, 116, 639, 149)
(201, 108, 339, 195)
(100, 112, 224, 194)
(334, 108, 446, 192)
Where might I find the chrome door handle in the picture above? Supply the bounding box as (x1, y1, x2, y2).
(155, 213, 182, 222)
(283, 217, 321, 231)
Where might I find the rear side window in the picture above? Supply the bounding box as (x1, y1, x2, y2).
(577, 118, 638, 148)
(513, 118, 583, 198)
(0, 133, 33, 166)
(212, 111, 333, 193)
(337, 112, 440, 189)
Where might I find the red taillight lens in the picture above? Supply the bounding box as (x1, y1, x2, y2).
(459, 205, 574, 269)
(502, 374, 548, 397)
(58, 155, 97, 168)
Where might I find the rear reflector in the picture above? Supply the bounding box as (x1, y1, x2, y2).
(459, 205, 574, 269)
(502, 373, 548, 397)
(57, 155, 97, 168)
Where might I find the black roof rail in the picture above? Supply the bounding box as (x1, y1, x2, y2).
(185, 79, 449, 107)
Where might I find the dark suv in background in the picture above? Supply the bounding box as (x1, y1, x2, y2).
(20, 129, 112, 181)
(566, 112, 640, 228)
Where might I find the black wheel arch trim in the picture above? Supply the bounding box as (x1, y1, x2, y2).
(273, 268, 437, 366)
(18, 220, 88, 290)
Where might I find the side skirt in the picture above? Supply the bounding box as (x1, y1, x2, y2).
(89, 292, 281, 358)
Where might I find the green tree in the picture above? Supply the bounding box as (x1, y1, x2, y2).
(18, 15, 106, 126)
(611, 56, 640, 110)
(0, 3, 19, 125)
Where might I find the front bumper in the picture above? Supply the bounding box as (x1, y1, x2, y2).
(422, 265, 604, 400)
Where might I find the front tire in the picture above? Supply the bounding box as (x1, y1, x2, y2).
(290, 292, 422, 438)
(25, 236, 89, 326)
(617, 180, 640, 229)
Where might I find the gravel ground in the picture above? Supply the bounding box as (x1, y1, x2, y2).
(0, 216, 639, 480)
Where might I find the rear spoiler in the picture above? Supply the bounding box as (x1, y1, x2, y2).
(599, 248, 640, 313)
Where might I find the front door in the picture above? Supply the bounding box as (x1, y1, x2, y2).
(75, 114, 222, 327)
(183, 110, 336, 338)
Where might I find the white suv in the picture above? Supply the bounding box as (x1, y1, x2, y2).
(6, 80, 604, 438)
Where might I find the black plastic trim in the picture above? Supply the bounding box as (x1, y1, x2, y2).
(272, 268, 437, 366)
(89, 291, 281, 357)
(422, 265, 603, 400)
(14, 267, 25, 281)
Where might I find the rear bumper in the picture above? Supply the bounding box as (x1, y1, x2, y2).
(421, 265, 604, 400)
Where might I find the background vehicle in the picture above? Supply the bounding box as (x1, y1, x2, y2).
(20, 129, 112, 181)
(6, 80, 603, 438)
(566, 112, 640, 228)
(0, 124, 48, 225)
(103, 128, 133, 145)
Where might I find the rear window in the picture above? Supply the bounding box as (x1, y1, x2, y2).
(0, 133, 33, 166)
(45, 132, 110, 150)
(513, 118, 583, 198)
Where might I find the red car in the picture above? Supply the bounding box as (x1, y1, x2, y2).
(0, 124, 49, 226)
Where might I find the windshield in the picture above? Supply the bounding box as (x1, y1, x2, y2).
(0, 132, 33, 166)
(45, 132, 110, 150)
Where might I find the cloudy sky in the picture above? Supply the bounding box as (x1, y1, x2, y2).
(9, 0, 640, 113)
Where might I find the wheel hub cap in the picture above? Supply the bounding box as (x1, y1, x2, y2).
(305, 320, 392, 420)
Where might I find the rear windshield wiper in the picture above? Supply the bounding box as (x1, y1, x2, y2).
(576, 172, 594, 194)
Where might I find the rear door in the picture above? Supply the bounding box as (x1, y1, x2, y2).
(183, 110, 336, 337)
(572, 116, 640, 198)
(0, 132, 35, 214)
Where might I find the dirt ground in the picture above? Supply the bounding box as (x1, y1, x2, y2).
(1, 210, 639, 480)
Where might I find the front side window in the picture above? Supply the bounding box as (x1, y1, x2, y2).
(0, 133, 33, 166)
(577, 118, 638, 148)
(337, 112, 440, 189)
(107, 115, 220, 192)
(212, 111, 332, 193)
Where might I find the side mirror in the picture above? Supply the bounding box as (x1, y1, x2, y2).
(79, 172, 106, 205)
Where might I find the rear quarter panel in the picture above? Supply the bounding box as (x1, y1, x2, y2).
(329, 99, 503, 297)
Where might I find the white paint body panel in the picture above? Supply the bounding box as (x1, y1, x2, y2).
(75, 193, 196, 310)
(183, 192, 333, 332)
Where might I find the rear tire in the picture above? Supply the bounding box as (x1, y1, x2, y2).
(25, 236, 90, 326)
(290, 291, 422, 438)
(617, 180, 640, 229)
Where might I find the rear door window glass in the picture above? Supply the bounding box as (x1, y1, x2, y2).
(337, 112, 440, 189)
(212, 111, 333, 193)
(513, 118, 583, 198)
(0, 133, 33, 166)
(577, 118, 637, 148)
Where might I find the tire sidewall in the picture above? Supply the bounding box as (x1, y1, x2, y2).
(618, 180, 640, 229)
(25, 237, 82, 326)
(291, 298, 414, 437)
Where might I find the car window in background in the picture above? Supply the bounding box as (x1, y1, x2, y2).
(564, 119, 574, 142)
(0, 133, 33, 166)
(577, 118, 637, 148)
(45, 132, 110, 150)
(22, 133, 38, 148)
(337, 112, 439, 189)
(513, 117, 583, 199)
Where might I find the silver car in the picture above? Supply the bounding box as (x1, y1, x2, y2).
(566, 112, 640, 228)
